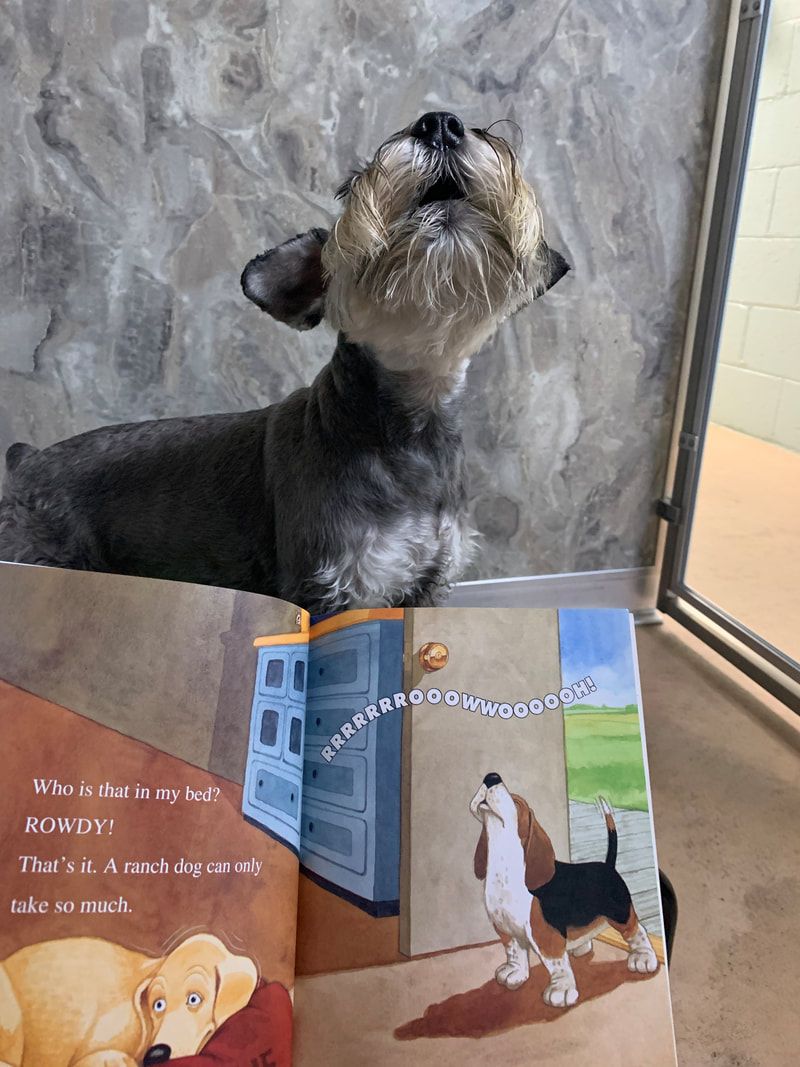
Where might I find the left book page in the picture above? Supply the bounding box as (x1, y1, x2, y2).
(0, 562, 304, 1067)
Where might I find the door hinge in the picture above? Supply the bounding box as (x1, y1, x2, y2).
(679, 431, 700, 452)
(656, 497, 682, 525)
(740, 0, 763, 20)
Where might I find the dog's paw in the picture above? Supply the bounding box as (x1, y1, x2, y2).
(495, 962, 529, 989)
(628, 947, 658, 974)
(569, 939, 593, 957)
(543, 978, 579, 1008)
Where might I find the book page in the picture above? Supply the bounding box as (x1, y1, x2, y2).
(0, 563, 304, 1066)
(292, 607, 676, 1067)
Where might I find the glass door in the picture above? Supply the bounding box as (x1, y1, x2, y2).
(659, 0, 800, 712)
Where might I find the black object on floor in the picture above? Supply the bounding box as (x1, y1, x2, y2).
(658, 869, 678, 962)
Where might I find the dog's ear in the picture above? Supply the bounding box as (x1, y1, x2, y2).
(543, 245, 570, 292)
(474, 825, 488, 880)
(241, 228, 329, 330)
(212, 944, 259, 1028)
(512, 794, 556, 890)
(134, 975, 155, 1043)
(533, 243, 570, 299)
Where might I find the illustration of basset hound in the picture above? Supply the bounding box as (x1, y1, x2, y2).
(470, 772, 658, 1008)
(0, 932, 258, 1066)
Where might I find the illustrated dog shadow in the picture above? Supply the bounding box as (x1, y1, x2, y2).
(394, 952, 658, 1040)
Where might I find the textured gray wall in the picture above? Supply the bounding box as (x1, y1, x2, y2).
(0, 1, 727, 579)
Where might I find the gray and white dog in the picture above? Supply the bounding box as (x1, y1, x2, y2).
(0, 112, 568, 612)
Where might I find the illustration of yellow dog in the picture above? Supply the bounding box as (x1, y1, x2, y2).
(0, 932, 258, 1066)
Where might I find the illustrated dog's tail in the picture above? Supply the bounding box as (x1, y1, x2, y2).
(597, 796, 618, 868)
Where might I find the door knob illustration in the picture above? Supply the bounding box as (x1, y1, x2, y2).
(418, 642, 449, 672)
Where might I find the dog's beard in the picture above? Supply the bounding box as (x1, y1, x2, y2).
(323, 130, 548, 336)
(362, 205, 517, 316)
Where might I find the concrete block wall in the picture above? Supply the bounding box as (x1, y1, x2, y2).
(714, 0, 800, 451)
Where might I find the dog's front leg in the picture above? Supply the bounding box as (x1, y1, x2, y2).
(528, 902, 579, 1007)
(494, 931, 530, 989)
(529, 896, 580, 1002)
(536, 950, 580, 1008)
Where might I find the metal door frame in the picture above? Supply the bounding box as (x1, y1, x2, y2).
(657, 0, 800, 713)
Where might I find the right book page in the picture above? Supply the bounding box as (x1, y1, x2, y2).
(293, 607, 676, 1067)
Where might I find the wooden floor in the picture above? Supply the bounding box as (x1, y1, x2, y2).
(569, 800, 662, 936)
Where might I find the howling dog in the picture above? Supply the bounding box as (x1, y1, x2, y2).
(471, 773, 658, 1008)
(0, 113, 568, 611)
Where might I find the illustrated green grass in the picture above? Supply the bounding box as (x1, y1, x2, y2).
(563, 705, 649, 811)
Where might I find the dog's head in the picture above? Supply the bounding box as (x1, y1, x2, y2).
(242, 112, 568, 377)
(470, 772, 556, 891)
(137, 933, 258, 1063)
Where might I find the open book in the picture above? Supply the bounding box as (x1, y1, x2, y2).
(0, 563, 676, 1066)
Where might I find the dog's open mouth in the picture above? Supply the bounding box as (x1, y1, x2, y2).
(418, 173, 466, 207)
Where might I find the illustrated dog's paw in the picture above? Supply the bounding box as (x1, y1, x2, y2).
(570, 939, 593, 957)
(543, 977, 579, 1008)
(628, 946, 658, 974)
(495, 962, 529, 989)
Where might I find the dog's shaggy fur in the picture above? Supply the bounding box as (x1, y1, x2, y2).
(0, 113, 568, 612)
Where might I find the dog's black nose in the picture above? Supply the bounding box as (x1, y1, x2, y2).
(483, 772, 503, 788)
(411, 112, 464, 150)
(143, 1045, 171, 1065)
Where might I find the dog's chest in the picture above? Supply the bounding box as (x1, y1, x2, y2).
(485, 835, 531, 937)
(312, 509, 474, 610)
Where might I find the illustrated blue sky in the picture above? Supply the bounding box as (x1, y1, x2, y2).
(558, 609, 638, 708)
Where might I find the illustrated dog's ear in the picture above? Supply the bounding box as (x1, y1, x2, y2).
(512, 794, 556, 890)
(474, 825, 488, 880)
(134, 974, 155, 1043)
(241, 228, 329, 330)
(212, 941, 259, 1028)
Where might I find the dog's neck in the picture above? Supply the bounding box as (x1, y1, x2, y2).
(326, 294, 501, 412)
(483, 818, 527, 892)
(325, 334, 467, 441)
(484, 814, 510, 844)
